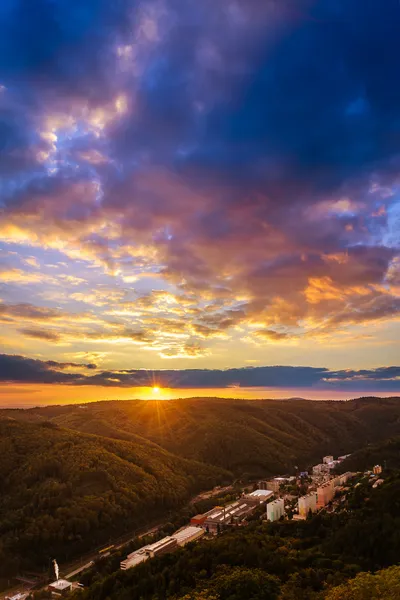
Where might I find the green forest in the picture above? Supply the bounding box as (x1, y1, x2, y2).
(69, 470, 400, 600)
(0, 418, 228, 579)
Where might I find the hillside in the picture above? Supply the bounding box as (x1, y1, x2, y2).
(0, 418, 228, 578)
(338, 435, 400, 473)
(12, 396, 400, 477)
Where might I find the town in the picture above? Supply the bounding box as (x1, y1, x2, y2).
(116, 454, 385, 574)
(5, 455, 385, 599)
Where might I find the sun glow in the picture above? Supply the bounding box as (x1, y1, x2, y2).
(152, 386, 161, 394)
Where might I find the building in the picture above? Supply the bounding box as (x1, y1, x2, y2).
(258, 480, 268, 490)
(5, 594, 28, 600)
(146, 536, 178, 558)
(312, 463, 328, 476)
(372, 478, 384, 489)
(190, 513, 208, 526)
(48, 580, 72, 596)
(243, 489, 274, 504)
(337, 471, 353, 486)
(121, 536, 178, 570)
(120, 553, 148, 570)
(326, 460, 340, 471)
(173, 526, 205, 547)
(266, 498, 284, 522)
(298, 493, 317, 518)
(265, 477, 287, 492)
(338, 454, 351, 461)
(203, 501, 256, 532)
(323, 455, 334, 464)
(317, 480, 335, 508)
(373, 465, 382, 475)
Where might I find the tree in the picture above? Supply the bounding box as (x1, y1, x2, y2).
(325, 565, 400, 600)
(179, 593, 219, 600)
(211, 566, 280, 600)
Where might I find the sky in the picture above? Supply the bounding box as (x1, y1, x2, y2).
(0, 0, 399, 405)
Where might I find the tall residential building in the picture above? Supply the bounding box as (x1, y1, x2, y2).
(266, 498, 285, 522)
(317, 480, 335, 507)
(338, 471, 353, 486)
(298, 493, 317, 518)
(373, 465, 382, 475)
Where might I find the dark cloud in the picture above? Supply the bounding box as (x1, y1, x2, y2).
(0, 354, 82, 384)
(0, 354, 96, 384)
(0, 354, 398, 391)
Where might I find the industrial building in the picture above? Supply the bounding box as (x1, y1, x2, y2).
(121, 536, 178, 570)
(190, 505, 226, 527)
(48, 580, 72, 597)
(298, 493, 317, 518)
(121, 527, 205, 570)
(243, 489, 274, 504)
(120, 553, 149, 570)
(203, 500, 256, 532)
(266, 498, 284, 522)
(173, 526, 205, 547)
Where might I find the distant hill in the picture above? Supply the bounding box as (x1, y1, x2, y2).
(0, 418, 228, 578)
(10, 396, 400, 477)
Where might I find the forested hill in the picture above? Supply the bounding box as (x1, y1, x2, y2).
(338, 435, 400, 473)
(10, 396, 400, 477)
(0, 418, 228, 577)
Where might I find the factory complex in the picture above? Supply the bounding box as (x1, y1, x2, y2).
(119, 453, 360, 571)
(121, 526, 205, 570)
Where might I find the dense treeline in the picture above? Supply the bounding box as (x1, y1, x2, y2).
(70, 472, 400, 600)
(0, 418, 228, 579)
(338, 435, 400, 473)
(6, 396, 400, 477)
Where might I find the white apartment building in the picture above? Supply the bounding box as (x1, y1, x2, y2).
(266, 498, 285, 522)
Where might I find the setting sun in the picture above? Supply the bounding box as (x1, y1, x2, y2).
(152, 386, 161, 394)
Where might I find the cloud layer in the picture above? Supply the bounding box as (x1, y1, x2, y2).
(0, 354, 399, 392)
(0, 0, 399, 372)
